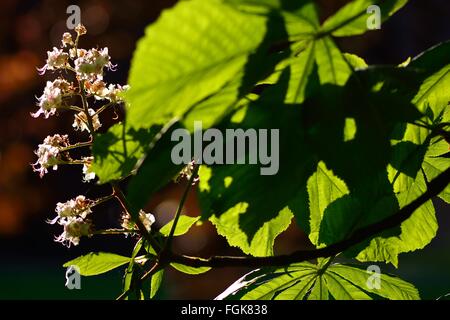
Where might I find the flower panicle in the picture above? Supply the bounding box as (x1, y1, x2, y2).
(32, 24, 137, 247)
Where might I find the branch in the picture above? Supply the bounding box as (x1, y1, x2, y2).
(165, 167, 450, 268)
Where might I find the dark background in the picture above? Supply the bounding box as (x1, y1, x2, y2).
(0, 0, 449, 299)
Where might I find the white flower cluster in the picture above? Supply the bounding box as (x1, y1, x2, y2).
(74, 47, 115, 80)
(55, 217, 93, 247)
(37, 47, 69, 75)
(85, 79, 129, 103)
(82, 156, 95, 182)
(32, 134, 70, 178)
(32, 79, 72, 118)
(49, 195, 94, 247)
(121, 210, 156, 232)
(33, 23, 129, 125)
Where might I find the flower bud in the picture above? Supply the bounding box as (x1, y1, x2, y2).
(74, 23, 87, 36)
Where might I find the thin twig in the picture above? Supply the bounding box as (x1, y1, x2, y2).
(162, 164, 199, 255)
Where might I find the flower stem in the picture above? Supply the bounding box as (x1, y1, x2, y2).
(93, 194, 114, 207)
(162, 164, 199, 256)
(79, 81, 95, 134)
(60, 141, 92, 152)
(94, 228, 136, 235)
(65, 105, 84, 112)
(94, 102, 113, 116)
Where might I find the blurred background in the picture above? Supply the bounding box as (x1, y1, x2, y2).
(0, 0, 449, 300)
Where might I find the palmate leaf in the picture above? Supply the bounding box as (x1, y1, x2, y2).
(199, 64, 424, 256)
(217, 262, 419, 300)
(90, 0, 445, 271)
(93, 0, 321, 223)
(297, 51, 449, 265)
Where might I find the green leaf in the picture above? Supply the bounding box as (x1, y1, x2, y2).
(355, 71, 448, 265)
(343, 53, 368, 69)
(258, 40, 316, 104)
(239, 263, 317, 300)
(306, 161, 349, 246)
(314, 36, 352, 86)
(410, 41, 450, 116)
(123, 238, 144, 297)
(273, 274, 316, 300)
(324, 272, 372, 300)
(357, 171, 437, 267)
(63, 252, 130, 276)
(209, 203, 293, 257)
(422, 156, 450, 203)
(283, 41, 316, 103)
(170, 263, 211, 275)
(92, 123, 157, 183)
(307, 276, 328, 300)
(159, 215, 200, 237)
(321, 0, 408, 37)
(150, 269, 164, 299)
(412, 65, 450, 116)
(328, 264, 420, 300)
(197, 75, 315, 255)
(218, 262, 420, 300)
(225, 0, 320, 32)
(113, 0, 305, 220)
(126, 0, 289, 132)
(200, 65, 423, 257)
(301, 66, 425, 255)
